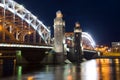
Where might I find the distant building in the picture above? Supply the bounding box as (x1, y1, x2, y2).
(111, 42, 120, 52)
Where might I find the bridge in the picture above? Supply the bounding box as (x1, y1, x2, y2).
(0, 0, 51, 44)
(0, 0, 52, 63)
(0, 0, 96, 63)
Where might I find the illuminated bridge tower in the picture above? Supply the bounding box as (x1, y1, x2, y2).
(74, 22, 83, 63)
(53, 10, 65, 63)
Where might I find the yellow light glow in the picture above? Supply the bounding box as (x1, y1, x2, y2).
(67, 75, 72, 80)
(0, 53, 2, 56)
(27, 76, 34, 80)
(28, 31, 31, 35)
(0, 25, 2, 31)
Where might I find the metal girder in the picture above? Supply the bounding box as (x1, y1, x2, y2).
(0, 0, 50, 44)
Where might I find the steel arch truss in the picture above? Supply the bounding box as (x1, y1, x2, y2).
(82, 32, 96, 49)
(0, 0, 50, 44)
(65, 32, 96, 49)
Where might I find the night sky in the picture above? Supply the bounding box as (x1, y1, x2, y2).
(16, 0, 120, 46)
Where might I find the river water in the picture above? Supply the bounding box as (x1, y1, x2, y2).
(0, 59, 120, 80)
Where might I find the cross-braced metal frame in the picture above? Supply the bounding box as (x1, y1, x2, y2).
(0, 0, 51, 45)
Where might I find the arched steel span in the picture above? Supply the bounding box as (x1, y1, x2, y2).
(66, 32, 96, 48)
(0, 0, 50, 44)
(82, 32, 96, 48)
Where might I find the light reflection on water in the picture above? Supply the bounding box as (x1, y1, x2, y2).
(0, 59, 120, 80)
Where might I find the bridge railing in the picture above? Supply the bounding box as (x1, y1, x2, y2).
(0, 40, 52, 46)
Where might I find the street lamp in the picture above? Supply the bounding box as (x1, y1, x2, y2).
(28, 31, 32, 35)
(27, 31, 32, 43)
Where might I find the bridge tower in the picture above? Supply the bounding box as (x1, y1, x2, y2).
(53, 10, 65, 63)
(74, 22, 83, 63)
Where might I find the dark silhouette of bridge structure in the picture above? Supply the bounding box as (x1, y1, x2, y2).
(0, 0, 96, 63)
